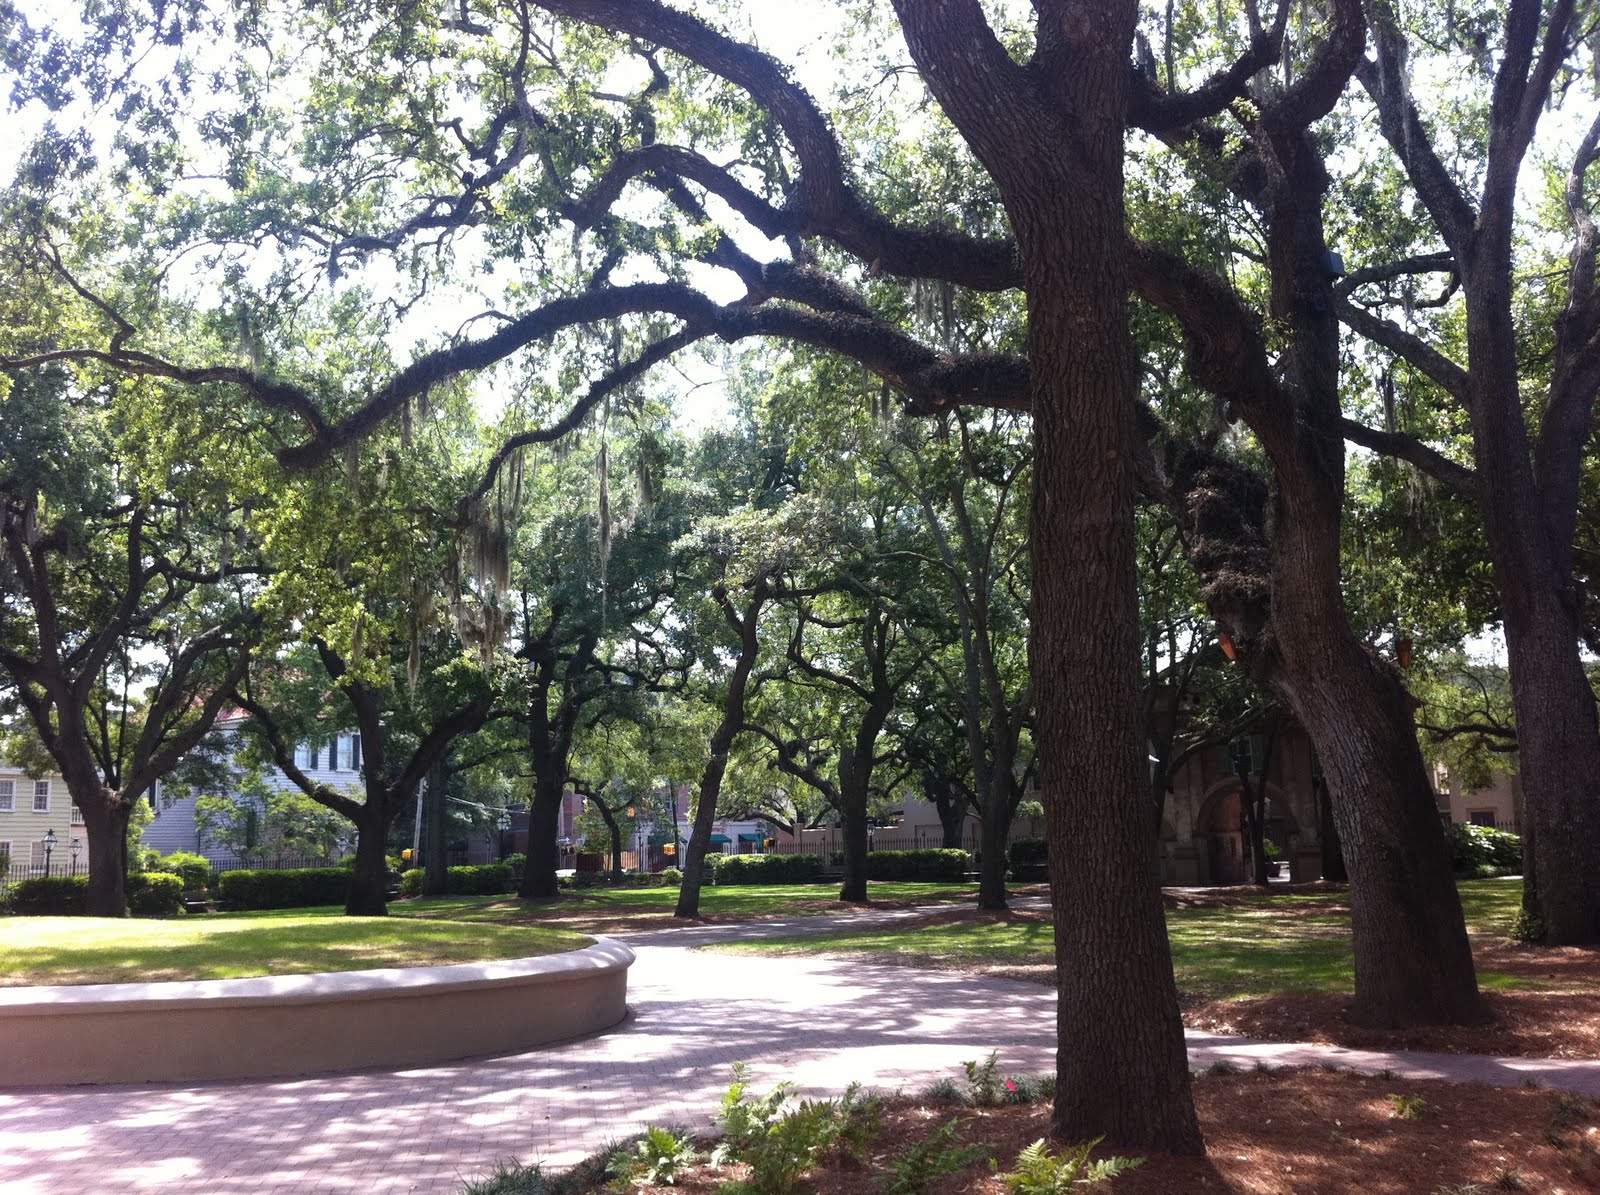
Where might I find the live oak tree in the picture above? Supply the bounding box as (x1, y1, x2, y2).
(1127, 0, 1484, 1024)
(0, 362, 257, 916)
(1341, 0, 1600, 943)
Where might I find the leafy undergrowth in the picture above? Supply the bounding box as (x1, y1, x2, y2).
(462, 1063, 1600, 1195)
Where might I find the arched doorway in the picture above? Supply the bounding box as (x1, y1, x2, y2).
(1195, 781, 1301, 884)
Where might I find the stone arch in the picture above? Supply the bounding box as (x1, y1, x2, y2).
(1193, 778, 1299, 885)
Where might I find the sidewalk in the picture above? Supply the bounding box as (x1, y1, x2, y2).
(1, 901, 1596, 1194)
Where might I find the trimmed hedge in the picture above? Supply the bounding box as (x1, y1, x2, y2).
(398, 863, 512, 898)
(216, 866, 352, 910)
(1448, 823, 1522, 876)
(709, 853, 824, 885)
(864, 848, 968, 882)
(128, 871, 184, 915)
(1008, 837, 1047, 865)
(156, 852, 214, 891)
(5, 871, 183, 916)
(6, 875, 88, 915)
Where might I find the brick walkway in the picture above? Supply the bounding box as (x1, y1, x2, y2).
(3, 907, 1598, 1194)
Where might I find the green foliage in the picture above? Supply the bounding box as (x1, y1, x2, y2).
(711, 1064, 859, 1195)
(1008, 838, 1047, 865)
(6, 871, 182, 916)
(659, 867, 683, 886)
(1388, 1093, 1429, 1121)
(620, 1125, 701, 1188)
(710, 854, 823, 885)
(963, 1052, 1003, 1107)
(6, 875, 89, 916)
(127, 871, 184, 916)
(875, 1119, 990, 1195)
(155, 852, 214, 891)
(1002, 1138, 1144, 1194)
(1447, 823, 1522, 876)
(398, 863, 512, 898)
(866, 850, 969, 882)
(460, 1160, 555, 1195)
(195, 788, 349, 869)
(216, 867, 351, 911)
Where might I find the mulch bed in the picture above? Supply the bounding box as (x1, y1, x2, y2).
(620, 1070, 1600, 1194)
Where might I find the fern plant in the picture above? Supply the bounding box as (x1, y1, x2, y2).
(627, 1126, 701, 1187)
(1003, 1137, 1144, 1193)
(875, 1118, 991, 1195)
(963, 1052, 1003, 1107)
(1388, 1093, 1429, 1121)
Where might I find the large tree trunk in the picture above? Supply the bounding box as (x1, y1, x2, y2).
(1285, 661, 1484, 1025)
(1016, 101, 1202, 1167)
(676, 588, 761, 918)
(346, 807, 390, 916)
(837, 746, 870, 903)
(976, 774, 1010, 911)
(1464, 271, 1600, 943)
(77, 789, 131, 918)
(422, 758, 449, 897)
(519, 772, 564, 900)
(676, 776, 723, 918)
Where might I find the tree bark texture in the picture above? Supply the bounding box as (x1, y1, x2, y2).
(423, 757, 449, 897)
(346, 806, 390, 916)
(520, 771, 564, 900)
(883, 0, 1202, 1151)
(1463, 264, 1600, 943)
(677, 582, 765, 919)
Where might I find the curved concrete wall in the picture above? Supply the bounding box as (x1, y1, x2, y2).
(0, 938, 634, 1087)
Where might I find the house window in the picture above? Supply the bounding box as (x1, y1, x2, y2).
(1469, 809, 1497, 829)
(29, 840, 48, 871)
(70, 803, 84, 826)
(32, 781, 50, 813)
(0, 780, 13, 813)
(0, 840, 12, 871)
(327, 737, 339, 771)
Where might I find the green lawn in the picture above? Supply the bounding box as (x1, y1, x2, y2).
(0, 915, 592, 986)
(711, 879, 1535, 1002)
(390, 881, 987, 927)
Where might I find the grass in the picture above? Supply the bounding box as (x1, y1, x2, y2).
(0, 914, 592, 986)
(710, 879, 1534, 1002)
(390, 881, 985, 927)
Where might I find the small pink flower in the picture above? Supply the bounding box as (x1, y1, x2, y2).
(1004, 1079, 1018, 1092)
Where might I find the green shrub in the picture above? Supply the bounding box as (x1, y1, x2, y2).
(866, 849, 969, 882)
(7, 875, 88, 915)
(1447, 823, 1522, 875)
(502, 853, 526, 883)
(710, 853, 824, 885)
(1008, 837, 1047, 865)
(397, 863, 511, 898)
(7, 872, 183, 916)
(660, 867, 683, 886)
(128, 845, 163, 874)
(877, 1118, 990, 1195)
(156, 852, 214, 891)
(448, 863, 513, 895)
(216, 866, 352, 910)
(127, 871, 184, 915)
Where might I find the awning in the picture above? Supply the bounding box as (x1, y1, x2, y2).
(737, 833, 763, 843)
(708, 834, 732, 844)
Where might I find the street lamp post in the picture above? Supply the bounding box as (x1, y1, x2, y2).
(42, 828, 56, 878)
(70, 837, 82, 875)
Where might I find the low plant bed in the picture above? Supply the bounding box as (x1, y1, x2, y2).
(463, 1066, 1600, 1195)
(0, 914, 592, 986)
